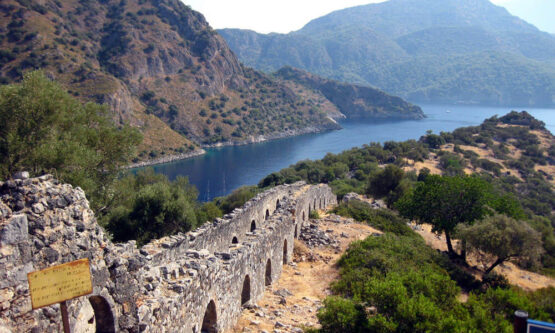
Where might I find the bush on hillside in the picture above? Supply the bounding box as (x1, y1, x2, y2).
(0, 70, 141, 210)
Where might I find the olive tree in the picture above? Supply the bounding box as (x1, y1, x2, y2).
(396, 175, 492, 258)
(457, 214, 543, 274)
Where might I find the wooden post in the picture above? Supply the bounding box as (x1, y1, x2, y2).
(60, 301, 71, 333)
(514, 310, 528, 333)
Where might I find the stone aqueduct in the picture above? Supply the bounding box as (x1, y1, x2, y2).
(0, 174, 337, 332)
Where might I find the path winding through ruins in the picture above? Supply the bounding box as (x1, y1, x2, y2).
(231, 213, 379, 332)
(231, 213, 555, 332)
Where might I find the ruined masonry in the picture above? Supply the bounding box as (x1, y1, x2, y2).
(0, 173, 336, 332)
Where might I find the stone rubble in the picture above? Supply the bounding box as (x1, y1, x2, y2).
(299, 221, 340, 249)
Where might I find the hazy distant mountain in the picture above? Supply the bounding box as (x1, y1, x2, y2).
(220, 0, 555, 107)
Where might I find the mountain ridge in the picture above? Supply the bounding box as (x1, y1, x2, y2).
(274, 66, 424, 120)
(219, 0, 555, 107)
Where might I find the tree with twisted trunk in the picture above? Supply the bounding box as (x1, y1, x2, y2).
(396, 175, 492, 259)
(456, 214, 543, 274)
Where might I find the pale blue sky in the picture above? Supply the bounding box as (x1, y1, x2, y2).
(183, 0, 555, 34)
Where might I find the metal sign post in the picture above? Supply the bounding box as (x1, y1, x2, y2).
(27, 258, 93, 333)
(60, 300, 70, 333)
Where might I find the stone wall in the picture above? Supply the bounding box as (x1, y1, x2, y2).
(0, 174, 336, 332)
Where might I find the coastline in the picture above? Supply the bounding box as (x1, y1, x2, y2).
(126, 125, 337, 169)
(125, 114, 430, 169)
(201, 125, 337, 149)
(126, 149, 206, 169)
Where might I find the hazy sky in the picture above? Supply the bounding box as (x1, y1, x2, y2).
(183, 0, 555, 34)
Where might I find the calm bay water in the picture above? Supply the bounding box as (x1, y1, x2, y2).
(148, 105, 555, 201)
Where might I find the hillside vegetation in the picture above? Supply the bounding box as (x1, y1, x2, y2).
(220, 0, 555, 107)
(0, 0, 422, 162)
(259, 111, 555, 275)
(274, 67, 424, 120)
(316, 225, 554, 332)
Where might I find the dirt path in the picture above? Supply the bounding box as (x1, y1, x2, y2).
(231, 214, 379, 332)
(413, 223, 555, 291)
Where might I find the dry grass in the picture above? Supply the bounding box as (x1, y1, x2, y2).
(535, 165, 555, 186)
(403, 156, 443, 175)
(404, 127, 555, 183)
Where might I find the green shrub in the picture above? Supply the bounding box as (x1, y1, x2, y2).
(332, 201, 414, 236)
(309, 210, 320, 219)
(214, 186, 261, 214)
(0, 71, 141, 210)
(104, 169, 222, 246)
(316, 231, 555, 333)
(317, 297, 368, 333)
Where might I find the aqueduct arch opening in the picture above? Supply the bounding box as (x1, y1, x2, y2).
(241, 275, 251, 306)
(88, 296, 116, 333)
(276, 199, 280, 209)
(201, 300, 217, 333)
(265, 259, 272, 286)
(250, 220, 256, 232)
(231, 236, 239, 244)
(283, 239, 288, 264)
(265, 209, 270, 220)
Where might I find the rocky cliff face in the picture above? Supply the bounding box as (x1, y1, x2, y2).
(0, 0, 338, 158)
(275, 67, 425, 120)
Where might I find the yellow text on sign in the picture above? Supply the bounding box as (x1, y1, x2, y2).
(27, 258, 93, 309)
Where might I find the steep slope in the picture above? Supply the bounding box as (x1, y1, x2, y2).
(219, 0, 555, 107)
(0, 0, 341, 159)
(274, 67, 424, 120)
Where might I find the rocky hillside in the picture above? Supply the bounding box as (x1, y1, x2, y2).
(0, 0, 426, 161)
(220, 0, 555, 107)
(274, 67, 424, 120)
(0, 0, 342, 159)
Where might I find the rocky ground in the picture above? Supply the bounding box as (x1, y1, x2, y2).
(231, 213, 380, 333)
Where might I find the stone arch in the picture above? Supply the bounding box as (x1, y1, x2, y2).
(314, 199, 317, 210)
(232, 236, 239, 244)
(294, 224, 298, 238)
(201, 300, 218, 333)
(88, 296, 116, 333)
(241, 275, 251, 306)
(302, 211, 305, 221)
(250, 220, 256, 232)
(283, 239, 288, 264)
(276, 199, 280, 209)
(265, 259, 272, 286)
(265, 209, 270, 220)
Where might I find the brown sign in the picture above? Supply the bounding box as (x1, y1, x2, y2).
(27, 258, 93, 309)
